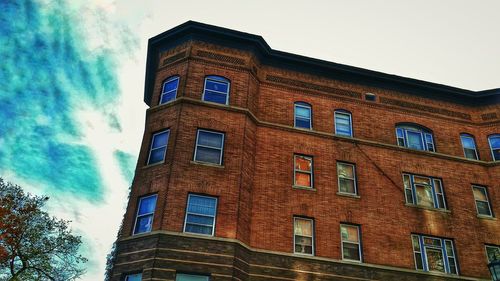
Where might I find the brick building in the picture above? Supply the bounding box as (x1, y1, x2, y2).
(109, 21, 500, 281)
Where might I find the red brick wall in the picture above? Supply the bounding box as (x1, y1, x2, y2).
(121, 40, 499, 279)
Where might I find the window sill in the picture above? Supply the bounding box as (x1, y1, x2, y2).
(292, 185, 316, 192)
(190, 161, 225, 169)
(142, 161, 165, 169)
(293, 252, 314, 257)
(404, 203, 450, 213)
(477, 215, 496, 220)
(336, 192, 360, 199)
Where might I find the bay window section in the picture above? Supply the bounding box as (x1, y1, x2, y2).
(159, 76, 179, 104)
(294, 154, 313, 188)
(294, 217, 314, 255)
(133, 194, 157, 235)
(460, 134, 478, 160)
(396, 124, 435, 152)
(403, 174, 446, 210)
(202, 75, 230, 105)
(147, 130, 170, 165)
(194, 129, 224, 165)
(184, 194, 217, 236)
(412, 234, 458, 275)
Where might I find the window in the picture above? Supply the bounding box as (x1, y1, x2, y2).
(193, 129, 224, 165)
(294, 217, 314, 255)
(472, 185, 493, 217)
(486, 245, 500, 263)
(403, 174, 446, 210)
(184, 194, 217, 236)
(176, 273, 209, 281)
(411, 234, 458, 274)
(294, 102, 312, 129)
(147, 130, 169, 165)
(159, 76, 179, 104)
(202, 75, 230, 105)
(294, 154, 313, 188)
(340, 224, 362, 262)
(334, 110, 353, 137)
(337, 162, 357, 195)
(460, 134, 478, 160)
(396, 124, 435, 152)
(489, 134, 500, 161)
(133, 194, 157, 235)
(125, 273, 142, 281)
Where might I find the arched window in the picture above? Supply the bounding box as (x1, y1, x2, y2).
(202, 75, 230, 105)
(159, 76, 179, 105)
(460, 133, 478, 160)
(395, 123, 435, 152)
(334, 110, 353, 137)
(488, 134, 500, 161)
(294, 102, 312, 129)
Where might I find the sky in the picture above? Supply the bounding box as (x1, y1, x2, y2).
(0, 0, 499, 280)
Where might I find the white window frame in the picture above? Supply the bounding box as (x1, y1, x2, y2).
(472, 185, 493, 217)
(193, 129, 225, 165)
(460, 134, 479, 160)
(293, 154, 313, 188)
(183, 194, 218, 236)
(411, 234, 458, 275)
(334, 110, 353, 137)
(147, 130, 169, 165)
(340, 224, 362, 262)
(202, 75, 230, 105)
(294, 102, 312, 129)
(159, 76, 179, 105)
(485, 245, 500, 263)
(132, 194, 157, 235)
(337, 162, 357, 195)
(402, 173, 447, 210)
(489, 134, 500, 161)
(293, 217, 314, 256)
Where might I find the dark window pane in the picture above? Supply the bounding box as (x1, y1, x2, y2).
(493, 148, 500, 161)
(295, 118, 311, 129)
(134, 215, 153, 234)
(464, 148, 477, 159)
(415, 253, 423, 270)
(185, 224, 212, 235)
(204, 90, 227, 104)
(148, 147, 166, 164)
(407, 131, 424, 150)
(295, 106, 310, 118)
(198, 131, 223, 148)
(448, 258, 457, 274)
(343, 242, 360, 261)
(397, 138, 405, 146)
(186, 214, 214, 225)
(160, 91, 176, 104)
(195, 147, 221, 164)
(461, 136, 475, 149)
(138, 196, 157, 215)
(477, 201, 492, 216)
(405, 189, 414, 204)
(425, 248, 445, 273)
(163, 79, 179, 92)
(339, 178, 355, 194)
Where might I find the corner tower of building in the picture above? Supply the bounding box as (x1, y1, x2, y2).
(109, 21, 500, 281)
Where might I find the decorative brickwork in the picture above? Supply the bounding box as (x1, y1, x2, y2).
(162, 51, 186, 66)
(197, 50, 246, 66)
(379, 97, 472, 120)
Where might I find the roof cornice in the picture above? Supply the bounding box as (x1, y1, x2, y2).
(144, 21, 500, 106)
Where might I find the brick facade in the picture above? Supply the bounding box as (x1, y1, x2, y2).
(110, 22, 499, 281)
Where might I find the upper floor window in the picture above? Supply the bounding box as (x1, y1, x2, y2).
(340, 224, 362, 262)
(125, 273, 142, 281)
(294, 102, 312, 129)
(194, 129, 224, 165)
(460, 133, 478, 160)
(489, 134, 500, 161)
(184, 194, 217, 236)
(396, 124, 435, 152)
(411, 234, 458, 274)
(403, 174, 446, 210)
(486, 245, 500, 263)
(133, 194, 157, 235)
(159, 76, 179, 104)
(294, 217, 314, 255)
(337, 162, 357, 195)
(334, 110, 352, 137)
(176, 273, 210, 281)
(147, 130, 170, 165)
(202, 75, 230, 105)
(294, 154, 313, 188)
(472, 185, 493, 217)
